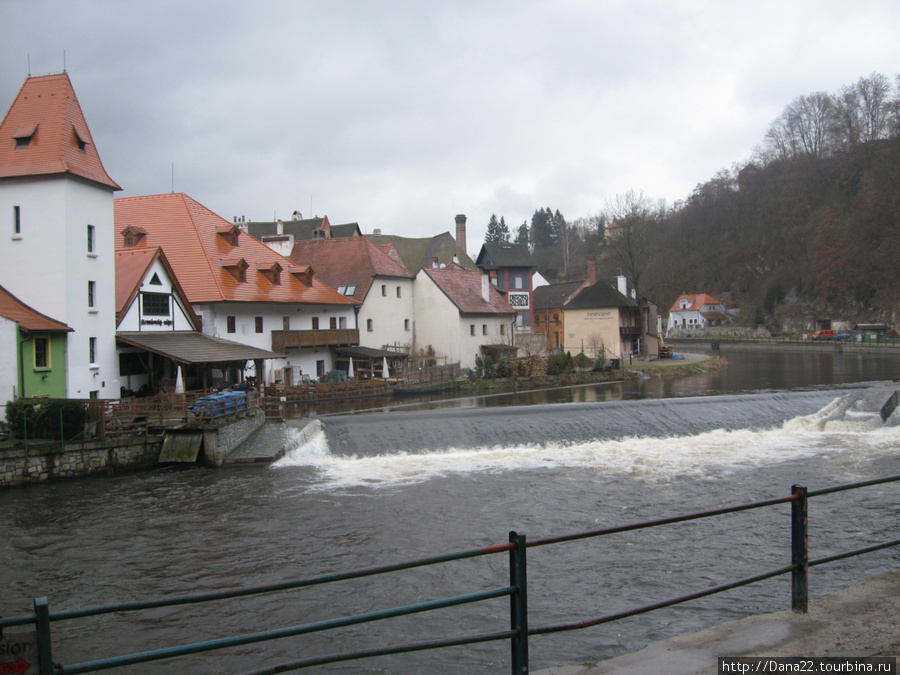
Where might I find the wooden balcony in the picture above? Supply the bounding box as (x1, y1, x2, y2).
(271, 329, 360, 351)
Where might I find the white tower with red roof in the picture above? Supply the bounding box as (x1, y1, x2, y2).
(0, 72, 121, 399)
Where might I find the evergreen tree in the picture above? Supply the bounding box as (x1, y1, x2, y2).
(514, 220, 530, 248)
(485, 214, 510, 243)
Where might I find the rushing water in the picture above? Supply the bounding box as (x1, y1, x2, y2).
(2, 347, 900, 674)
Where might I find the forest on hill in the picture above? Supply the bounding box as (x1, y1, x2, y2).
(486, 72, 900, 330)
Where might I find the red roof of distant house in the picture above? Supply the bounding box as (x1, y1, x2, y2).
(114, 193, 357, 307)
(422, 264, 514, 315)
(669, 293, 722, 312)
(0, 284, 72, 332)
(289, 237, 413, 302)
(0, 73, 120, 189)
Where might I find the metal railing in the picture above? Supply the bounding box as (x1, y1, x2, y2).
(3, 476, 898, 674)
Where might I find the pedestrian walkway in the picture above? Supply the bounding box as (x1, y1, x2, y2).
(535, 568, 900, 674)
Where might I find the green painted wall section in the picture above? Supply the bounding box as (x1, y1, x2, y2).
(20, 331, 68, 398)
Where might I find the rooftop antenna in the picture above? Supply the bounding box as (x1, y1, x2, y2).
(63, 49, 66, 73)
(171, 163, 175, 193)
(27, 54, 31, 77)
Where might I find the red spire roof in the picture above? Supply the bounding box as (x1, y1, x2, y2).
(0, 72, 120, 189)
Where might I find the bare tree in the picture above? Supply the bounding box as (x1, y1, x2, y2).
(600, 190, 664, 354)
(856, 72, 892, 143)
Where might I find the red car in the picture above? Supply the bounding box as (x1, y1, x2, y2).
(811, 329, 836, 340)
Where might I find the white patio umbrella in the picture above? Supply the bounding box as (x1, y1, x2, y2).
(174, 365, 184, 394)
(382, 356, 390, 379)
(348, 357, 355, 379)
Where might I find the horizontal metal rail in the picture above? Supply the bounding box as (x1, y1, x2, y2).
(57, 587, 515, 674)
(3, 477, 896, 675)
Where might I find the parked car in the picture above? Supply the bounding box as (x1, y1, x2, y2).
(835, 333, 853, 341)
(811, 329, 837, 340)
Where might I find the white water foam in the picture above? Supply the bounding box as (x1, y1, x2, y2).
(272, 399, 900, 490)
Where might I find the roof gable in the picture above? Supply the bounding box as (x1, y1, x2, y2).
(0, 73, 120, 190)
(114, 193, 357, 307)
(114, 246, 201, 329)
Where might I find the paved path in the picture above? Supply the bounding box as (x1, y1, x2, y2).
(535, 568, 900, 674)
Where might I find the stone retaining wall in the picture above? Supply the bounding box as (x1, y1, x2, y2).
(1, 437, 162, 488)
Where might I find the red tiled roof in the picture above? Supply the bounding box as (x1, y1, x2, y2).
(0, 284, 71, 332)
(422, 264, 514, 315)
(0, 73, 120, 189)
(114, 193, 357, 307)
(668, 293, 722, 312)
(289, 237, 413, 301)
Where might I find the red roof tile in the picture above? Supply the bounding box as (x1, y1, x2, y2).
(422, 264, 514, 315)
(0, 73, 120, 189)
(289, 237, 413, 301)
(114, 193, 357, 307)
(0, 284, 71, 332)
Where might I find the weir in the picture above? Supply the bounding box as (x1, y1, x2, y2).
(317, 387, 877, 458)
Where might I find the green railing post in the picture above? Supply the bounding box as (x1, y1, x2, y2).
(34, 597, 54, 675)
(508, 531, 528, 674)
(791, 485, 809, 612)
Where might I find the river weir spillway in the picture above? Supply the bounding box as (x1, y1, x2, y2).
(309, 388, 875, 457)
(272, 384, 900, 490)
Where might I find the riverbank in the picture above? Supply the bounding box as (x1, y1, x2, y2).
(536, 567, 900, 674)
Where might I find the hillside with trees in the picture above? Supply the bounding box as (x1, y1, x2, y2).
(486, 72, 900, 331)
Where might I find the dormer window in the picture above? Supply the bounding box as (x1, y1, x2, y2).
(217, 224, 241, 246)
(290, 265, 314, 287)
(223, 258, 249, 282)
(258, 261, 283, 285)
(121, 225, 146, 248)
(73, 127, 88, 153)
(13, 123, 37, 149)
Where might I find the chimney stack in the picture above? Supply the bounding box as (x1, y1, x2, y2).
(432, 256, 439, 268)
(455, 214, 467, 256)
(482, 272, 491, 303)
(617, 275, 628, 296)
(276, 219, 284, 235)
(587, 259, 597, 285)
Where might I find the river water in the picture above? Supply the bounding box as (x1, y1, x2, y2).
(2, 346, 900, 674)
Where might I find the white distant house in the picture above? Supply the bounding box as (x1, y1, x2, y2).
(666, 294, 727, 332)
(0, 73, 122, 399)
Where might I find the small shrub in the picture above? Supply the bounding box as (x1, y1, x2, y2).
(5, 399, 87, 440)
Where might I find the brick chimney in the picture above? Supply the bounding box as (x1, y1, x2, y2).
(455, 214, 467, 256)
(586, 258, 597, 286)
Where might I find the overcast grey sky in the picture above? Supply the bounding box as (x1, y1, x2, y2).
(3, 0, 900, 254)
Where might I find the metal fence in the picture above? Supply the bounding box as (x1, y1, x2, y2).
(3, 475, 898, 675)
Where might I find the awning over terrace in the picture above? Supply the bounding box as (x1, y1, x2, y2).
(117, 331, 278, 394)
(117, 331, 277, 364)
